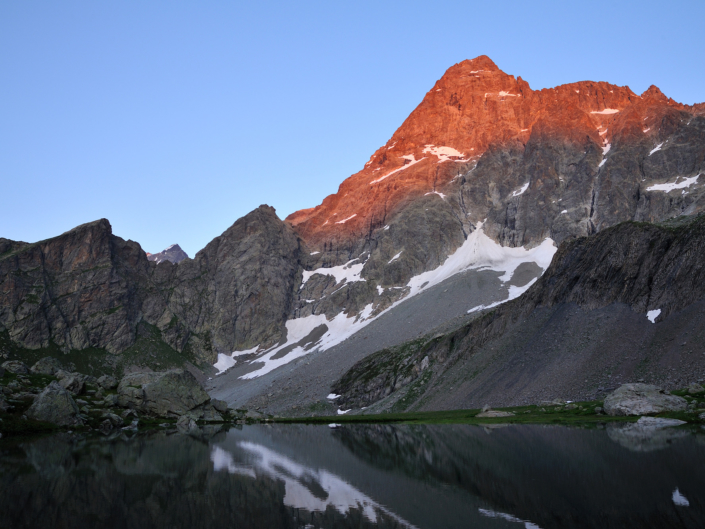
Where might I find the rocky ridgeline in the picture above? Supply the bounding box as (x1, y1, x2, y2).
(0, 205, 305, 364)
(0, 358, 269, 437)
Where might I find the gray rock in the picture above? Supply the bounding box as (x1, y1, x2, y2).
(687, 383, 704, 395)
(1, 360, 29, 375)
(117, 369, 210, 418)
(476, 410, 515, 418)
(103, 394, 118, 407)
(211, 399, 228, 414)
(101, 412, 123, 427)
(99, 419, 113, 434)
(58, 374, 85, 396)
(25, 381, 82, 426)
(607, 416, 689, 452)
(176, 414, 199, 433)
(97, 375, 118, 390)
(604, 384, 687, 416)
(29, 357, 63, 376)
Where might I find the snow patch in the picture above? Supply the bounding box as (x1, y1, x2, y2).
(672, 488, 690, 507)
(590, 108, 620, 114)
(388, 251, 403, 264)
(336, 214, 357, 224)
(649, 143, 663, 156)
(560, 210, 567, 214)
(422, 145, 469, 163)
(425, 191, 447, 199)
(376, 285, 384, 295)
(370, 155, 425, 184)
(310, 251, 320, 255)
(467, 278, 538, 314)
(643, 128, 650, 133)
(214, 346, 260, 375)
(512, 182, 530, 197)
(498, 91, 518, 97)
(479, 508, 542, 528)
(602, 144, 611, 155)
(383, 225, 390, 230)
(407, 223, 555, 299)
(327, 393, 340, 400)
(647, 309, 661, 323)
(337, 409, 351, 415)
(240, 303, 376, 379)
(302, 258, 365, 286)
(646, 175, 699, 193)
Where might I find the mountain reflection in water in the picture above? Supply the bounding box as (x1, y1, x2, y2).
(1, 422, 704, 528)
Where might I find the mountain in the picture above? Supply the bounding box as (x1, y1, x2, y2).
(1, 56, 704, 411)
(146, 244, 189, 264)
(0, 207, 305, 367)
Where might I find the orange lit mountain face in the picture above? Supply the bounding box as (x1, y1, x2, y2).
(287, 56, 704, 254)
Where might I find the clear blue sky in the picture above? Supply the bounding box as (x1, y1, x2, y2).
(2, 1, 704, 257)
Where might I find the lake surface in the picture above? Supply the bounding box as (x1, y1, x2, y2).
(1, 422, 704, 528)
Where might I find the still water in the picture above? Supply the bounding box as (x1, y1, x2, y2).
(1, 422, 704, 528)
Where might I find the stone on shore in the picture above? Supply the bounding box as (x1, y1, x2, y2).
(25, 381, 82, 426)
(117, 369, 210, 418)
(603, 384, 687, 416)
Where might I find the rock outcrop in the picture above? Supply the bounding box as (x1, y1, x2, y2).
(117, 369, 212, 418)
(0, 206, 305, 363)
(603, 384, 687, 416)
(25, 381, 82, 426)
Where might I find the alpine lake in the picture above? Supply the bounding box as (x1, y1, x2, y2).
(2, 416, 704, 529)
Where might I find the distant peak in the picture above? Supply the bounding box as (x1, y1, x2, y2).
(641, 85, 668, 101)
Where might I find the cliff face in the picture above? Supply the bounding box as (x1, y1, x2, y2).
(0, 207, 305, 362)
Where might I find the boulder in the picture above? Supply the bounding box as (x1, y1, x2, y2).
(117, 369, 210, 418)
(58, 374, 85, 396)
(1, 360, 29, 375)
(25, 381, 82, 426)
(687, 383, 704, 395)
(211, 399, 228, 414)
(101, 412, 123, 427)
(476, 410, 515, 418)
(30, 357, 63, 376)
(97, 375, 118, 390)
(603, 384, 687, 416)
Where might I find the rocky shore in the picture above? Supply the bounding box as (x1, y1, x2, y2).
(0, 358, 270, 438)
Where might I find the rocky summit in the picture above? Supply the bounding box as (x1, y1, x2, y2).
(1, 56, 705, 418)
(146, 244, 189, 264)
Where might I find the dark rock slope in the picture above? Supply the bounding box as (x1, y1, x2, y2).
(333, 214, 705, 411)
(0, 206, 305, 364)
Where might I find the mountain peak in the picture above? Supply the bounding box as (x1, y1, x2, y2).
(147, 243, 188, 265)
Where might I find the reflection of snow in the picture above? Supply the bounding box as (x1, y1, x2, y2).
(211, 443, 417, 527)
(479, 508, 542, 528)
(672, 488, 690, 507)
